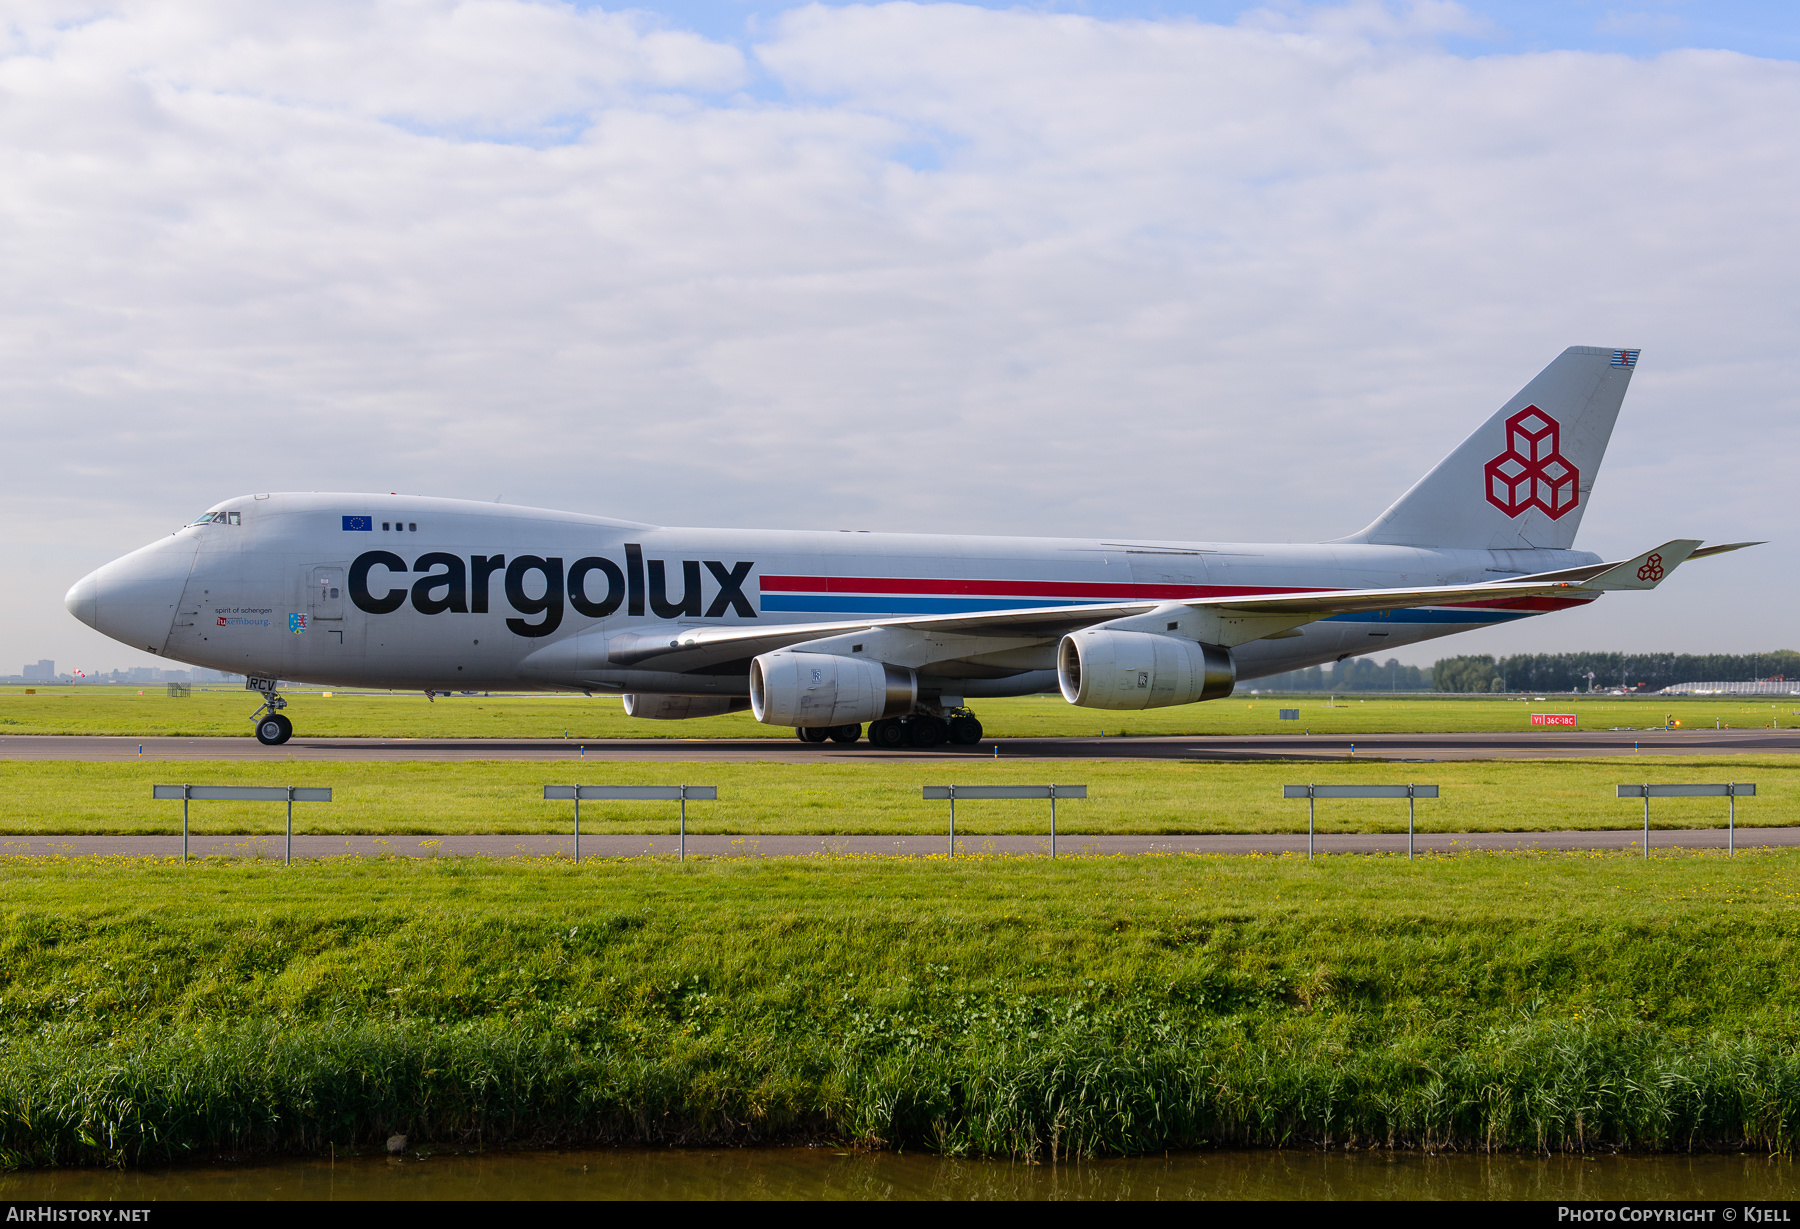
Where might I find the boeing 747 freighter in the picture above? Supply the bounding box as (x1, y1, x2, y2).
(65, 347, 1754, 746)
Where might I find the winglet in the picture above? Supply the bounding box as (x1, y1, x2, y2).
(1577, 540, 1701, 591)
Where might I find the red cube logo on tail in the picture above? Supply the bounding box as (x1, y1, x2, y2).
(1484, 406, 1579, 520)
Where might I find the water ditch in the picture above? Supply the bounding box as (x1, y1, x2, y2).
(2, 1148, 1797, 1200)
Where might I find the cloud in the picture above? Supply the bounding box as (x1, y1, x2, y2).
(2, 1, 1794, 667)
(4, 0, 747, 133)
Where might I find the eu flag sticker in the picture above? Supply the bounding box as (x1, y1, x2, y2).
(342, 515, 372, 531)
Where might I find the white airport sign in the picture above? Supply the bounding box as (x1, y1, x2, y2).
(1618, 782, 1756, 855)
(1282, 783, 1438, 859)
(154, 783, 333, 864)
(544, 784, 716, 861)
(922, 784, 1086, 857)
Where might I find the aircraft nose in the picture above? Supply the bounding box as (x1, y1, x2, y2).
(67, 536, 197, 655)
(64, 573, 98, 629)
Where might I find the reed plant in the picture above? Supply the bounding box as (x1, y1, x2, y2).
(2, 851, 1798, 1165)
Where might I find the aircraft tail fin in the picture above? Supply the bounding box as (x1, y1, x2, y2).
(1339, 346, 1639, 550)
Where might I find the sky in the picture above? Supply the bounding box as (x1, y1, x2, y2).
(3, 0, 1795, 674)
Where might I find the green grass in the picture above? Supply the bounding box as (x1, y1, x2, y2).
(4, 685, 1795, 739)
(0, 756, 1790, 835)
(3, 852, 1800, 1165)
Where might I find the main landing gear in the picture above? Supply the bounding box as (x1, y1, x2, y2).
(795, 710, 984, 750)
(253, 691, 293, 745)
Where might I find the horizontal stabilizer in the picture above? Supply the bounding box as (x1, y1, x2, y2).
(1689, 541, 1765, 560)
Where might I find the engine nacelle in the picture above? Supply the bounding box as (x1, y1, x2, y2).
(749, 651, 917, 727)
(622, 694, 750, 720)
(1057, 630, 1234, 710)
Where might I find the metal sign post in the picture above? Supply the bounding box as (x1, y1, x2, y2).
(922, 785, 1087, 858)
(153, 785, 332, 864)
(544, 785, 718, 862)
(1281, 785, 1440, 860)
(1615, 783, 1756, 856)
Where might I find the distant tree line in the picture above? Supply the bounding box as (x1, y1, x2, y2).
(1432, 650, 1800, 693)
(1251, 650, 1798, 693)
(1248, 657, 1431, 692)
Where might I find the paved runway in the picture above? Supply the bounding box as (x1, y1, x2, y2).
(3, 827, 1792, 859)
(1, 729, 1795, 762)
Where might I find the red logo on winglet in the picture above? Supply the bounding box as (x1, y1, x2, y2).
(1637, 553, 1664, 582)
(1484, 406, 1579, 520)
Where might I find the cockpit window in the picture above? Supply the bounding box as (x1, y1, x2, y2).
(190, 511, 242, 526)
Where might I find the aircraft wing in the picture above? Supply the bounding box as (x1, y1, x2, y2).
(553, 537, 1736, 678)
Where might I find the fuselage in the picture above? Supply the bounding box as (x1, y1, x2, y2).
(67, 492, 1601, 698)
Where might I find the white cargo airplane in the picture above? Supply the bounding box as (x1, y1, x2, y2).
(67, 347, 1753, 748)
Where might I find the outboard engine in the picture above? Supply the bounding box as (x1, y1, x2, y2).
(749, 651, 917, 727)
(1057, 630, 1234, 710)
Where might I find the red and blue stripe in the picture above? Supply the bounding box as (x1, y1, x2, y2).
(756, 575, 1590, 623)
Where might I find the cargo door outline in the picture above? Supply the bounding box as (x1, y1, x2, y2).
(1124, 545, 1208, 592)
(307, 565, 362, 654)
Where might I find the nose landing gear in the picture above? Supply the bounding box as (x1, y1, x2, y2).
(252, 691, 293, 745)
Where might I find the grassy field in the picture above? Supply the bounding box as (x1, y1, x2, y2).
(3, 852, 1800, 1165)
(0, 755, 1789, 836)
(3, 684, 1795, 739)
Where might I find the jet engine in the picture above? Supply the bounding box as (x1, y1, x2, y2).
(622, 694, 751, 720)
(1057, 630, 1234, 709)
(749, 651, 917, 727)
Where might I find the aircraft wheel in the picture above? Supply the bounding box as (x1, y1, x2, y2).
(948, 715, 983, 745)
(869, 719, 906, 749)
(830, 723, 862, 744)
(907, 717, 946, 748)
(255, 714, 293, 746)
(797, 727, 832, 743)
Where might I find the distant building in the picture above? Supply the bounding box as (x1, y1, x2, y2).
(21, 659, 53, 681)
(1660, 679, 1800, 696)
